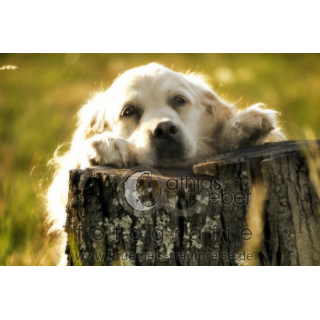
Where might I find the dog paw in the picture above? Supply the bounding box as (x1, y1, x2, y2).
(85, 133, 133, 168)
(228, 105, 277, 148)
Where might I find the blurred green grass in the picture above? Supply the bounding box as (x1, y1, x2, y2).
(0, 53, 319, 265)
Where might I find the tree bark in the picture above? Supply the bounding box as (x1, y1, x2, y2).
(65, 140, 320, 266)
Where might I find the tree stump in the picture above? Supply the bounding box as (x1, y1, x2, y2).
(65, 140, 320, 266)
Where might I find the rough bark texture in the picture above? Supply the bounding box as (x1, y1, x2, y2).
(65, 140, 320, 266)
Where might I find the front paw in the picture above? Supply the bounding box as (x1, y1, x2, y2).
(85, 133, 133, 168)
(229, 105, 277, 148)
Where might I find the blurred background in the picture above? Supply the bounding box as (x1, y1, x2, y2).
(0, 53, 319, 265)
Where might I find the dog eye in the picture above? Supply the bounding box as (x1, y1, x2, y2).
(122, 105, 134, 116)
(173, 96, 186, 106)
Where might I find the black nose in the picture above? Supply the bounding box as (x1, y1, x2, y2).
(153, 121, 179, 141)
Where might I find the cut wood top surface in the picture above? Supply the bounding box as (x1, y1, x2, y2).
(84, 140, 320, 178)
(88, 166, 196, 180)
(198, 140, 320, 164)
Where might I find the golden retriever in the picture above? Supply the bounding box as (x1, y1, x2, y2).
(46, 62, 285, 263)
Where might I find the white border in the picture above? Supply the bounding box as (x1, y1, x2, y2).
(0, 267, 319, 318)
(1, 1, 320, 52)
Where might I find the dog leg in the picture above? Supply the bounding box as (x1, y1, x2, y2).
(83, 132, 133, 168)
(220, 104, 284, 150)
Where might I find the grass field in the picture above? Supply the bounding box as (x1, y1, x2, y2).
(1, 53, 320, 265)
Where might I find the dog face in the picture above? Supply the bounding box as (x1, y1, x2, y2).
(84, 63, 233, 167)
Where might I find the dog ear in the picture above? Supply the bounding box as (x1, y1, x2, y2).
(184, 73, 236, 135)
(77, 91, 109, 139)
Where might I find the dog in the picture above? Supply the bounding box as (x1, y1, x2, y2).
(46, 62, 285, 264)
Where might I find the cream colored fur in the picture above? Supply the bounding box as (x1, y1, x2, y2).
(46, 63, 285, 264)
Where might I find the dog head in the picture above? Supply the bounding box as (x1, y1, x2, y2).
(80, 63, 235, 167)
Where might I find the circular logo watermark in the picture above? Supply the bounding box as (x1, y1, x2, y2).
(118, 166, 167, 215)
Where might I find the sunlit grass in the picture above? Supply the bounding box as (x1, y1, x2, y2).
(0, 53, 319, 265)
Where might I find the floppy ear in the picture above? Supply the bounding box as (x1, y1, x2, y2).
(77, 91, 109, 140)
(183, 73, 236, 136)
